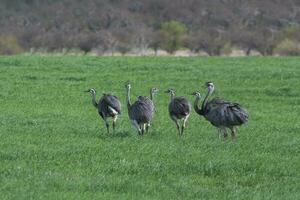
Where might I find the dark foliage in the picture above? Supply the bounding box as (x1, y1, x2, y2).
(1, 0, 300, 55)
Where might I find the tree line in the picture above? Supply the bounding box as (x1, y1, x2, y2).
(1, 0, 300, 55)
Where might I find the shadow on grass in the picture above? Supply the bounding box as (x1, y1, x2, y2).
(98, 131, 131, 139)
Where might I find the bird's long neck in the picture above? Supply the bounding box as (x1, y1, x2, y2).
(170, 93, 175, 101)
(126, 88, 132, 108)
(194, 96, 203, 115)
(201, 88, 213, 111)
(91, 93, 98, 108)
(150, 89, 154, 101)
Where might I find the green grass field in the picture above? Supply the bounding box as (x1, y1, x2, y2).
(0, 56, 299, 199)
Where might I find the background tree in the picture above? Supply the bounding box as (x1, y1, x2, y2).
(159, 21, 187, 54)
(149, 31, 165, 55)
(1, 0, 300, 55)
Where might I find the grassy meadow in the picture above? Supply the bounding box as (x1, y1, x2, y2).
(0, 55, 299, 199)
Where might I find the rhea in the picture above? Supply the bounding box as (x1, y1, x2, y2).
(191, 82, 248, 138)
(166, 89, 191, 136)
(136, 87, 159, 133)
(125, 83, 158, 135)
(85, 88, 121, 133)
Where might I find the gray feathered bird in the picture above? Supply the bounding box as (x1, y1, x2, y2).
(85, 88, 121, 133)
(166, 89, 191, 136)
(125, 83, 158, 135)
(191, 82, 248, 138)
(136, 87, 159, 133)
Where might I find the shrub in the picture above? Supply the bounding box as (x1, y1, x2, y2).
(149, 31, 165, 55)
(0, 35, 24, 55)
(182, 30, 228, 56)
(281, 26, 300, 42)
(116, 42, 131, 55)
(220, 42, 232, 55)
(160, 21, 187, 54)
(274, 39, 300, 56)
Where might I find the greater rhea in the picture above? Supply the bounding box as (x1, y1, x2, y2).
(136, 87, 159, 133)
(191, 82, 248, 138)
(85, 88, 121, 133)
(125, 83, 158, 135)
(166, 89, 191, 136)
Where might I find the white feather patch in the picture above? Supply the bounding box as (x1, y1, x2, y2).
(108, 106, 118, 115)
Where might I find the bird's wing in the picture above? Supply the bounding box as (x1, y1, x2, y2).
(209, 97, 230, 104)
(137, 96, 149, 101)
(138, 96, 155, 111)
(129, 100, 154, 123)
(205, 98, 233, 111)
(171, 97, 191, 116)
(102, 94, 121, 114)
(205, 99, 248, 126)
(228, 103, 249, 124)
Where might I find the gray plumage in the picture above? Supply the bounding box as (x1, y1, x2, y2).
(137, 96, 154, 113)
(125, 84, 158, 135)
(85, 88, 121, 133)
(128, 98, 154, 123)
(192, 82, 248, 138)
(137, 87, 158, 116)
(98, 93, 121, 117)
(166, 89, 191, 136)
(126, 84, 158, 134)
(169, 97, 191, 119)
(142, 87, 159, 133)
(203, 98, 248, 127)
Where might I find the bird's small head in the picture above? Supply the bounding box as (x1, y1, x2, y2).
(191, 91, 201, 98)
(85, 88, 96, 95)
(205, 81, 214, 87)
(125, 82, 131, 90)
(165, 88, 175, 95)
(205, 81, 214, 92)
(150, 87, 159, 94)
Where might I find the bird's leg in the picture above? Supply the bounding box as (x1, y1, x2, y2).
(131, 120, 141, 135)
(230, 127, 236, 139)
(171, 116, 181, 136)
(139, 124, 143, 135)
(146, 123, 150, 133)
(112, 115, 118, 133)
(143, 124, 147, 135)
(181, 115, 190, 135)
(222, 128, 228, 138)
(141, 124, 145, 135)
(217, 128, 222, 138)
(103, 117, 109, 134)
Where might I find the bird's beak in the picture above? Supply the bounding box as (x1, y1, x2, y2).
(84, 90, 90, 92)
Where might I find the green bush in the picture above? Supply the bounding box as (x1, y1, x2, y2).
(0, 35, 24, 55)
(160, 21, 187, 54)
(274, 39, 300, 56)
(220, 42, 232, 55)
(281, 26, 300, 41)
